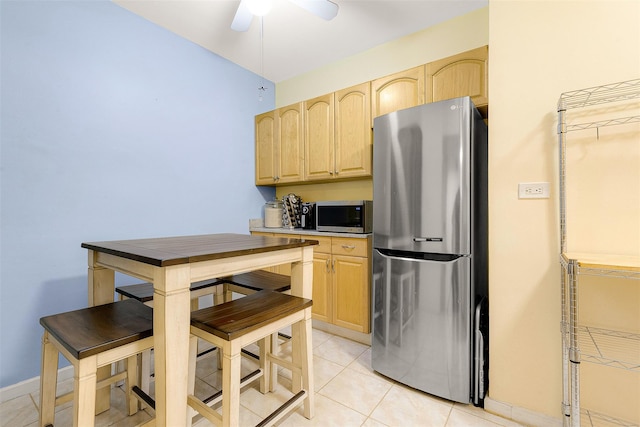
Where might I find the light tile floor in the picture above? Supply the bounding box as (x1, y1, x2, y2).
(0, 328, 523, 427)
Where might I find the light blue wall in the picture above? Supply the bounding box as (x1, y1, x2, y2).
(0, 0, 275, 387)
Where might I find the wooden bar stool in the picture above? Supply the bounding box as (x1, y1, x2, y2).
(187, 290, 314, 427)
(215, 270, 291, 302)
(114, 278, 221, 396)
(39, 299, 154, 427)
(215, 270, 293, 356)
(113, 272, 290, 393)
(116, 278, 221, 310)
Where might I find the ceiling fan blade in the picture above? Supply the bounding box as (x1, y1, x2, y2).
(288, 0, 339, 21)
(231, 0, 253, 32)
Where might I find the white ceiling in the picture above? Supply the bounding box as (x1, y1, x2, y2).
(113, 0, 488, 83)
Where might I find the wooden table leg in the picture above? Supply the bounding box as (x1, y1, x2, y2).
(153, 265, 192, 426)
(290, 246, 315, 300)
(87, 250, 115, 414)
(289, 246, 315, 419)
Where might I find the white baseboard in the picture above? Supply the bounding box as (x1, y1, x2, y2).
(484, 396, 562, 427)
(0, 366, 73, 403)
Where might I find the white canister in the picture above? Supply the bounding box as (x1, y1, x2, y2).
(264, 200, 283, 228)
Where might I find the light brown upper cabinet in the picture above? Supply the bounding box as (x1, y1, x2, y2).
(257, 46, 489, 185)
(426, 46, 488, 114)
(255, 103, 304, 185)
(371, 66, 425, 125)
(334, 83, 372, 179)
(255, 110, 276, 185)
(277, 102, 304, 184)
(304, 93, 335, 181)
(304, 83, 372, 182)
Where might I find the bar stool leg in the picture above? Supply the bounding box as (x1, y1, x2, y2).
(39, 331, 58, 427)
(258, 337, 270, 394)
(125, 355, 139, 415)
(291, 323, 302, 395)
(221, 342, 242, 427)
(74, 357, 97, 427)
(187, 334, 198, 424)
(138, 350, 152, 408)
(292, 314, 314, 419)
(213, 285, 225, 305)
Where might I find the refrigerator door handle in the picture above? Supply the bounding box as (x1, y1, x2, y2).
(375, 248, 465, 263)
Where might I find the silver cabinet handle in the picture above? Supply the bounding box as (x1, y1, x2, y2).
(332, 260, 335, 273)
(342, 244, 356, 249)
(325, 259, 330, 273)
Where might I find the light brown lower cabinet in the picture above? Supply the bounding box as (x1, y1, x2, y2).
(251, 231, 371, 334)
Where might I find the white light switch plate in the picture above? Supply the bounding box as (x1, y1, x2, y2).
(518, 182, 550, 199)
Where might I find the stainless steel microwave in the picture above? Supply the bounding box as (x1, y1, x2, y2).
(315, 200, 373, 233)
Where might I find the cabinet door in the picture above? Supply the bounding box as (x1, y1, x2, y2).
(371, 66, 425, 124)
(425, 46, 488, 112)
(312, 252, 332, 323)
(277, 103, 304, 184)
(335, 83, 372, 179)
(332, 254, 370, 333)
(255, 111, 277, 185)
(304, 94, 335, 181)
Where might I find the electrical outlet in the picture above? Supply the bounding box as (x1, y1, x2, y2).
(518, 182, 550, 199)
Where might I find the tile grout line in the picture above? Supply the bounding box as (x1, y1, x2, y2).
(361, 382, 394, 427)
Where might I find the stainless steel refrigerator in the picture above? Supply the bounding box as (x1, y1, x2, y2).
(372, 96, 488, 406)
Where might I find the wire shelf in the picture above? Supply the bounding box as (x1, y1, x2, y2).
(558, 78, 640, 427)
(577, 326, 640, 371)
(577, 267, 640, 281)
(581, 408, 639, 427)
(561, 253, 640, 281)
(563, 115, 640, 133)
(558, 79, 640, 111)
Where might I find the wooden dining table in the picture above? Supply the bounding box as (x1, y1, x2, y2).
(81, 233, 317, 426)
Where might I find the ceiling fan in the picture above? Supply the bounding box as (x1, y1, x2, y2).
(231, 0, 339, 32)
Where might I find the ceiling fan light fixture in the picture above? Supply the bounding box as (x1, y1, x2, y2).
(245, 0, 273, 17)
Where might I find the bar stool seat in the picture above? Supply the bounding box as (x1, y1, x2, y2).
(115, 278, 221, 309)
(39, 299, 154, 427)
(215, 270, 293, 355)
(216, 270, 291, 298)
(187, 290, 314, 427)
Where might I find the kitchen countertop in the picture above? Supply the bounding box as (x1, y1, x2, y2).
(250, 226, 371, 239)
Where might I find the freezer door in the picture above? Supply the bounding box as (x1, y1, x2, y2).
(373, 97, 472, 254)
(371, 249, 472, 403)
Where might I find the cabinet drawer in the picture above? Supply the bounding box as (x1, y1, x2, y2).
(309, 235, 332, 254)
(331, 237, 369, 257)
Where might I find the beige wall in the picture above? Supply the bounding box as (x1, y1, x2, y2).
(275, 1, 640, 423)
(276, 7, 489, 107)
(488, 0, 639, 422)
